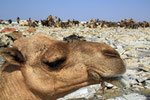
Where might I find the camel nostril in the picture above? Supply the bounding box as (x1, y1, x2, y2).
(102, 50, 120, 58)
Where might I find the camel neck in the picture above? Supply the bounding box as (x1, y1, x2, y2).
(0, 64, 38, 100)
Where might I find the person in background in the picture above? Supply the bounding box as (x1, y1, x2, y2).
(17, 17, 20, 24)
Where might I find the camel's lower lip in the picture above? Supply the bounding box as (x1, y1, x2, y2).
(87, 69, 122, 81)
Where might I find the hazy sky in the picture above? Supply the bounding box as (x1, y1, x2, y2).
(0, 0, 150, 22)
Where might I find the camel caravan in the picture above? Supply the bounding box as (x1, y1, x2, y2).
(17, 17, 39, 27)
(0, 15, 150, 28)
(41, 15, 80, 28)
(86, 18, 150, 29)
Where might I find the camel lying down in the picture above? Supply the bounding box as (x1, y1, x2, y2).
(0, 34, 126, 100)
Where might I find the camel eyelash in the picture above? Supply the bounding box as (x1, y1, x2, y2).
(102, 50, 120, 58)
(44, 57, 66, 69)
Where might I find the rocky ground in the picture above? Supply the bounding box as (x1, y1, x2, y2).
(0, 23, 150, 100)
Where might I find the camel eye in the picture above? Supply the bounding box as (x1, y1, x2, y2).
(44, 57, 66, 69)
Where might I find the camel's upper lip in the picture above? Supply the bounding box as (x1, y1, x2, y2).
(87, 66, 125, 88)
(87, 68, 122, 81)
(87, 66, 124, 79)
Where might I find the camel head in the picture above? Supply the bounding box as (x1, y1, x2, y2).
(0, 33, 126, 100)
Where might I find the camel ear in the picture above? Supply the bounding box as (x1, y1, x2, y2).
(0, 48, 25, 65)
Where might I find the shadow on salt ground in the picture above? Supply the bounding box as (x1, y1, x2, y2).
(0, 56, 5, 69)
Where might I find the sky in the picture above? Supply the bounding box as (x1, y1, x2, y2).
(0, 0, 150, 22)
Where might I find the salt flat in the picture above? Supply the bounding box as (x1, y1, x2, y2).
(0, 23, 150, 100)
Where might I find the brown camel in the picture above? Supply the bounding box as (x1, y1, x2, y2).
(0, 33, 126, 100)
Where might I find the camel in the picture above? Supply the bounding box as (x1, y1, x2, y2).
(0, 33, 126, 100)
(72, 20, 80, 26)
(19, 20, 29, 26)
(90, 18, 96, 22)
(47, 15, 57, 22)
(19, 20, 38, 27)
